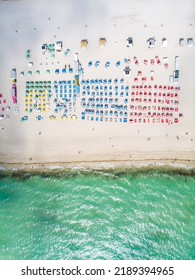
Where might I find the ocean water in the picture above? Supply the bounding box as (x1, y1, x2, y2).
(0, 169, 194, 260)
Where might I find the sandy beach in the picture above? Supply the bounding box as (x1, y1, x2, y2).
(0, 0, 195, 169)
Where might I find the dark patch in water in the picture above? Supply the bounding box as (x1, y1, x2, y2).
(35, 209, 58, 224)
(0, 188, 18, 203)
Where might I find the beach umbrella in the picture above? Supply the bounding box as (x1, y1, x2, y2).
(81, 39, 88, 49)
(88, 61, 92, 67)
(105, 62, 110, 68)
(46, 70, 50, 75)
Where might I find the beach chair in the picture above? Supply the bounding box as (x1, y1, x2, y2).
(144, 60, 148, 65)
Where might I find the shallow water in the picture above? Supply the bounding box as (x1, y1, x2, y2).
(0, 170, 194, 259)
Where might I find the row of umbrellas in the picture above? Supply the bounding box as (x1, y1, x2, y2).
(81, 102, 128, 110)
(54, 80, 74, 85)
(82, 109, 128, 117)
(81, 78, 124, 85)
(82, 91, 128, 97)
(26, 81, 51, 85)
(87, 61, 125, 67)
(82, 85, 129, 90)
(82, 97, 128, 103)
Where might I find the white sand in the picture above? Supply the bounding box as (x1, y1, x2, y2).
(0, 0, 195, 167)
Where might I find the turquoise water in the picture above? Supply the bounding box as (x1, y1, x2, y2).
(0, 169, 194, 260)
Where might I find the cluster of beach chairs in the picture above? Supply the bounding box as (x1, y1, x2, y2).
(0, 93, 10, 122)
(25, 81, 52, 113)
(53, 80, 79, 116)
(81, 78, 129, 123)
(79, 78, 182, 124)
(129, 85, 182, 124)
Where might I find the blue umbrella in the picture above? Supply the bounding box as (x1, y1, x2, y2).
(124, 98, 128, 104)
(95, 61, 100, 67)
(88, 61, 92, 67)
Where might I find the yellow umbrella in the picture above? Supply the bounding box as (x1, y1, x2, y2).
(81, 39, 88, 49)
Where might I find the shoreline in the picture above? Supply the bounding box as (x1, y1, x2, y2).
(0, 159, 195, 175)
